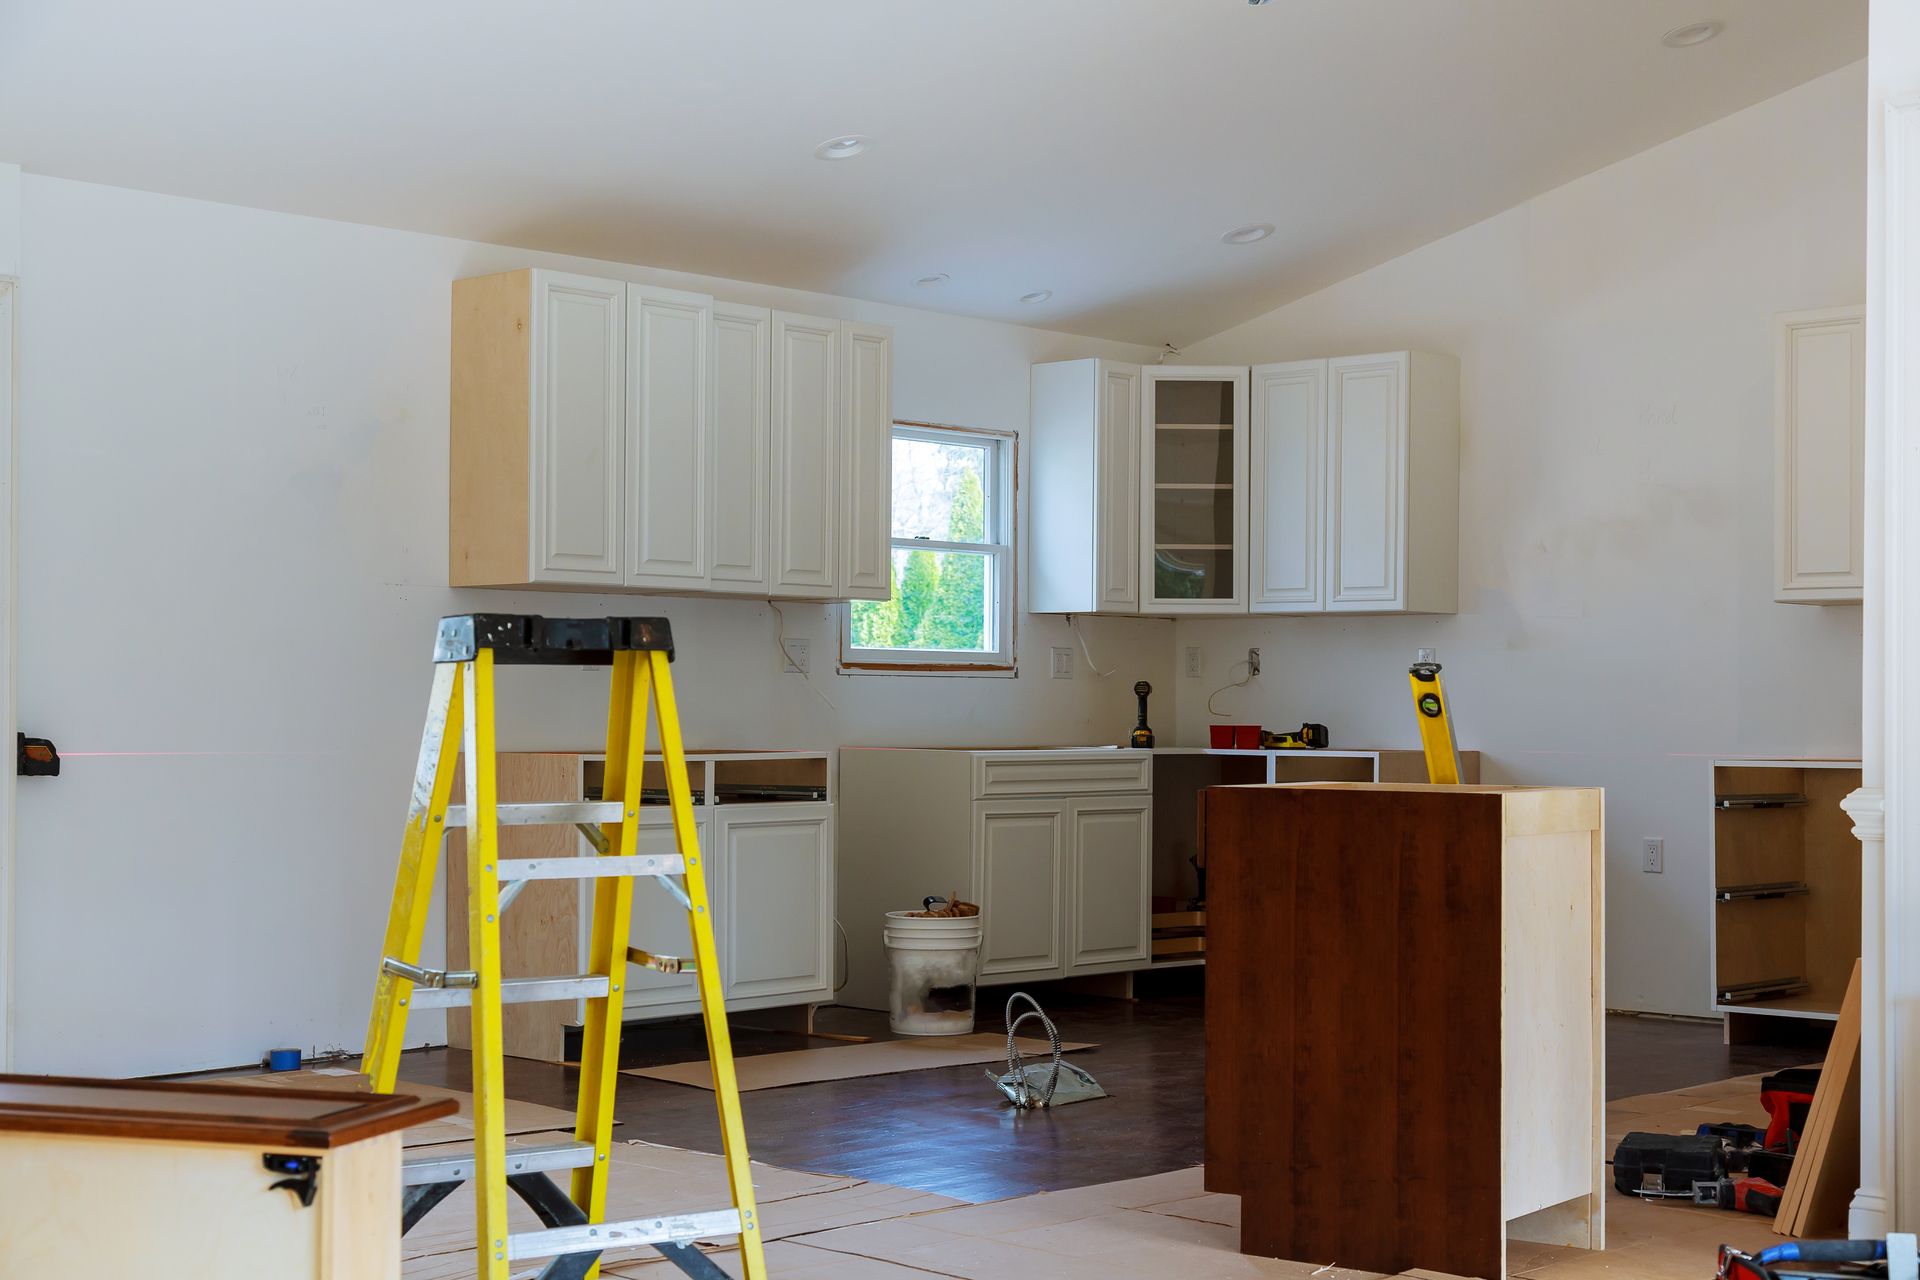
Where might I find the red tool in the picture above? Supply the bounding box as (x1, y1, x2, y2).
(1693, 1175, 1785, 1216)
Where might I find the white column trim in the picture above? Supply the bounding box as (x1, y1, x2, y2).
(1877, 94, 1920, 1234)
(1849, 785, 1889, 1237)
(0, 277, 12, 1073)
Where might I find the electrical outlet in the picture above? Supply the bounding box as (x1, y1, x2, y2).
(1643, 838, 1664, 874)
(1247, 647, 1261, 677)
(1184, 646, 1201, 679)
(1051, 646, 1074, 679)
(782, 637, 810, 674)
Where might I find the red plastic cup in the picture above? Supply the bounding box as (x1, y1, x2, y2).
(1209, 724, 1235, 748)
(1234, 724, 1262, 749)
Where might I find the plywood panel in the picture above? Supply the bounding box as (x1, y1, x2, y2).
(449, 270, 532, 587)
(445, 752, 583, 1062)
(1502, 831, 1595, 1222)
(1802, 767, 1863, 1007)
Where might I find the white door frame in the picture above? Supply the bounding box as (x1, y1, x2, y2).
(0, 277, 14, 1071)
(1856, 90, 1920, 1238)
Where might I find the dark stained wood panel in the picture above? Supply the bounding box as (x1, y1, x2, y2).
(1204, 784, 1506, 1278)
(0, 1074, 455, 1149)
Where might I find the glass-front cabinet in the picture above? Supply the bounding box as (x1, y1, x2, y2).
(1140, 366, 1249, 612)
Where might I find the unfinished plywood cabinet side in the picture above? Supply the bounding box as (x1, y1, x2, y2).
(450, 269, 534, 587)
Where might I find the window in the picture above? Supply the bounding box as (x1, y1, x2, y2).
(843, 423, 1015, 671)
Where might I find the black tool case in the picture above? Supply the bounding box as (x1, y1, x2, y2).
(1613, 1131, 1722, 1196)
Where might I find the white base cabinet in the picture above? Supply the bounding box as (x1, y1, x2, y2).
(443, 751, 835, 1062)
(839, 749, 1153, 1010)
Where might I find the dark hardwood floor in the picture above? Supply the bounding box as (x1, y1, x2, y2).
(394, 972, 1823, 1203)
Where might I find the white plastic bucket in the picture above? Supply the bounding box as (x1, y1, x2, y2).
(883, 911, 984, 1036)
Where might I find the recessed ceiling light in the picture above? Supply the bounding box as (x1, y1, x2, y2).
(1661, 20, 1724, 47)
(814, 135, 872, 160)
(1220, 223, 1274, 245)
(1018, 290, 1053, 305)
(913, 273, 950, 289)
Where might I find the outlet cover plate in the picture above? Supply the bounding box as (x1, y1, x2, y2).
(1184, 646, 1201, 679)
(1051, 646, 1074, 679)
(1643, 838, 1664, 874)
(782, 637, 810, 674)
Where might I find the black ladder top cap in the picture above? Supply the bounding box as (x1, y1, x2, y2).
(434, 614, 675, 665)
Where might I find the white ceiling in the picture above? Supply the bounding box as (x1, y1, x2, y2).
(0, 1, 1864, 345)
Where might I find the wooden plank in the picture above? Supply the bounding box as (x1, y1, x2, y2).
(449, 269, 533, 588)
(0, 1075, 451, 1148)
(1775, 959, 1862, 1237)
(446, 752, 585, 1062)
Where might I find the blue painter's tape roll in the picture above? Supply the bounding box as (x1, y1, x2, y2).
(266, 1047, 302, 1072)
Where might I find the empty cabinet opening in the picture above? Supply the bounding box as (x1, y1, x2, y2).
(1154, 379, 1235, 426)
(582, 757, 707, 806)
(712, 755, 829, 803)
(1713, 763, 1861, 1019)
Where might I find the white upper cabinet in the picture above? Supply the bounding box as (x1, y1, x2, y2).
(1028, 350, 1456, 616)
(1029, 359, 1140, 615)
(709, 302, 771, 594)
(451, 270, 892, 600)
(1141, 366, 1250, 613)
(840, 321, 894, 601)
(454, 269, 627, 588)
(625, 285, 711, 590)
(1324, 351, 1459, 614)
(1775, 306, 1865, 604)
(770, 312, 841, 597)
(1249, 360, 1326, 611)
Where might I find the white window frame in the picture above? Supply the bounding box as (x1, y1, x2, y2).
(840, 421, 1017, 674)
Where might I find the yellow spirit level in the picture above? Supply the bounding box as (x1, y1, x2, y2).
(1408, 652, 1462, 785)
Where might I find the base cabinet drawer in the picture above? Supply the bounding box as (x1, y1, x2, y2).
(973, 752, 1152, 798)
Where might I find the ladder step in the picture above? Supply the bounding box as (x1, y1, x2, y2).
(507, 1208, 744, 1261)
(407, 974, 610, 1010)
(402, 1139, 598, 1186)
(447, 801, 627, 827)
(499, 854, 685, 880)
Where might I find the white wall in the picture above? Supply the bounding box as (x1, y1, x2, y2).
(1169, 63, 1866, 1017)
(11, 174, 1171, 1075)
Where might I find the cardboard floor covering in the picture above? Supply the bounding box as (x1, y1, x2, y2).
(396, 1071, 1809, 1278)
(622, 1033, 1094, 1091)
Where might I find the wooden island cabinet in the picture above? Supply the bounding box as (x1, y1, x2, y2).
(1204, 783, 1605, 1279)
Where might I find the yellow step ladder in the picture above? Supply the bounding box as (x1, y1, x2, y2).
(362, 613, 765, 1280)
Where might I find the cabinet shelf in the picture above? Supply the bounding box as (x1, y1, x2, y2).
(1156, 543, 1233, 551)
(1155, 483, 1233, 490)
(1716, 881, 1810, 902)
(1155, 423, 1235, 431)
(1715, 793, 1808, 810)
(1718, 976, 1812, 1004)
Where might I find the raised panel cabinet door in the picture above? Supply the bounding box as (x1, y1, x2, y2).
(531, 272, 625, 583)
(840, 322, 894, 600)
(771, 312, 839, 596)
(1250, 361, 1327, 611)
(1067, 796, 1152, 973)
(626, 285, 711, 590)
(1775, 307, 1865, 603)
(972, 799, 1066, 982)
(1097, 364, 1141, 611)
(616, 818, 713, 1013)
(718, 807, 834, 1003)
(1325, 352, 1408, 610)
(710, 302, 771, 593)
(1140, 366, 1251, 613)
